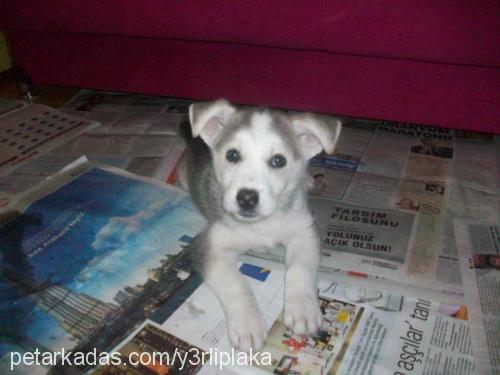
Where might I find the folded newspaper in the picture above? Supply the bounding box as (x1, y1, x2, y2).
(0, 158, 206, 373)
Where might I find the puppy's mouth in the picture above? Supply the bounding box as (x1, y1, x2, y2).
(234, 210, 261, 221)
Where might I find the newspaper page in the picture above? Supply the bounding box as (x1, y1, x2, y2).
(448, 134, 498, 222)
(54, 133, 179, 177)
(150, 263, 473, 374)
(320, 281, 474, 375)
(454, 221, 500, 375)
(61, 89, 189, 136)
(304, 122, 497, 303)
(0, 101, 99, 176)
(60, 90, 189, 181)
(0, 90, 191, 225)
(0, 159, 206, 373)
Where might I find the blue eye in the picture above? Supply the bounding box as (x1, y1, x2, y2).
(226, 149, 241, 163)
(270, 154, 287, 168)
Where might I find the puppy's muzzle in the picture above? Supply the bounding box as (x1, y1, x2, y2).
(237, 188, 259, 215)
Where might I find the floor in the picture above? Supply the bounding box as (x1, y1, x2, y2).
(0, 71, 78, 107)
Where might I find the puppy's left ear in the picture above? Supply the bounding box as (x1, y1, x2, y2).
(291, 114, 342, 159)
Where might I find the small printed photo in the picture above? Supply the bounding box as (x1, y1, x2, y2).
(274, 355, 300, 375)
(95, 323, 205, 374)
(258, 298, 362, 375)
(396, 197, 420, 211)
(410, 139, 453, 159)
(472, 254, 500, 271)
(309, 172, 327, 196)
(438, 304, 468, 321)
(425, 182, 445, 195)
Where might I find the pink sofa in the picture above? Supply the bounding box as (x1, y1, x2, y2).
(1, 1, 499, 133)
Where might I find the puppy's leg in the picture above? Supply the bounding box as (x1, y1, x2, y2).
(203, 224, 267, 351)
(284, 225, 323, 335)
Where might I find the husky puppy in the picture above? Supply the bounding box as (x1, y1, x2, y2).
(180, 99, 341, 351)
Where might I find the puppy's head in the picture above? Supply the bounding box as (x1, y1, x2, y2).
(189, 99, 341, 221)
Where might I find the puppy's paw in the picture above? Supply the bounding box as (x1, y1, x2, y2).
(227, 308, 268, 352)
(284, 291, 323, 335)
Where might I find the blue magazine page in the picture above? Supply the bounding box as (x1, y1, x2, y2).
(0, 162, 205, 373)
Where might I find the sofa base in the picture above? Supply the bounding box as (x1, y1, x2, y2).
(6, 31, 500, 132)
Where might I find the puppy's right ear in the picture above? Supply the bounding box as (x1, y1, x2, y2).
(189, 99, 235, 147)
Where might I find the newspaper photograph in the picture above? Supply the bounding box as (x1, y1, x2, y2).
(95, 322, 206, 374)
(454, 221, 500, 375)
(256, 298, 363, 375)
(0, 160, 206, 373)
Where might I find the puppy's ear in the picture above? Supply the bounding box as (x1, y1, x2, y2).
(291, 114, 341, 159)
(189, 99, 235, 147)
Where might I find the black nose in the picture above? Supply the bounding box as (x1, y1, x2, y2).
(237, 189, 259, 211)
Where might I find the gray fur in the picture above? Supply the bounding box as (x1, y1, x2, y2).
(184, 136, 224, 222)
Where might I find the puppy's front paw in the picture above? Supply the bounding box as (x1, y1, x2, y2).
(284, 291, 323, 335)
(227, 308, 268, 352)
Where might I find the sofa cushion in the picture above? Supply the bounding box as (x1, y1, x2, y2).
(1, 1, 499, 67)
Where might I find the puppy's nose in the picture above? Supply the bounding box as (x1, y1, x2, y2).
(237, 189, 259, 211)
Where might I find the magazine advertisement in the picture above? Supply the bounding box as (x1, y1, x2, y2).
(0, 160, 206, 373)
(454, 221, 500, 375)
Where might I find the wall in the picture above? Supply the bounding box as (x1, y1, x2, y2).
(0, 32, 12, 72)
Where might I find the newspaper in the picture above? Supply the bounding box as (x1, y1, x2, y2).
(0, 159, 206, 373)
(454, 221, 500, 375)
(323, 285, 474, 375)
(0, 90, 498, 373)
(0, 92, 190, 208)
(0, 135, 186, 209)
(0, 100, 99, 176)
(140, 265, 474, 374)
(61, 89, 189, 136)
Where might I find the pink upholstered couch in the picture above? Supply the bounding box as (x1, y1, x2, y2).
(1, 1, 499, 133)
